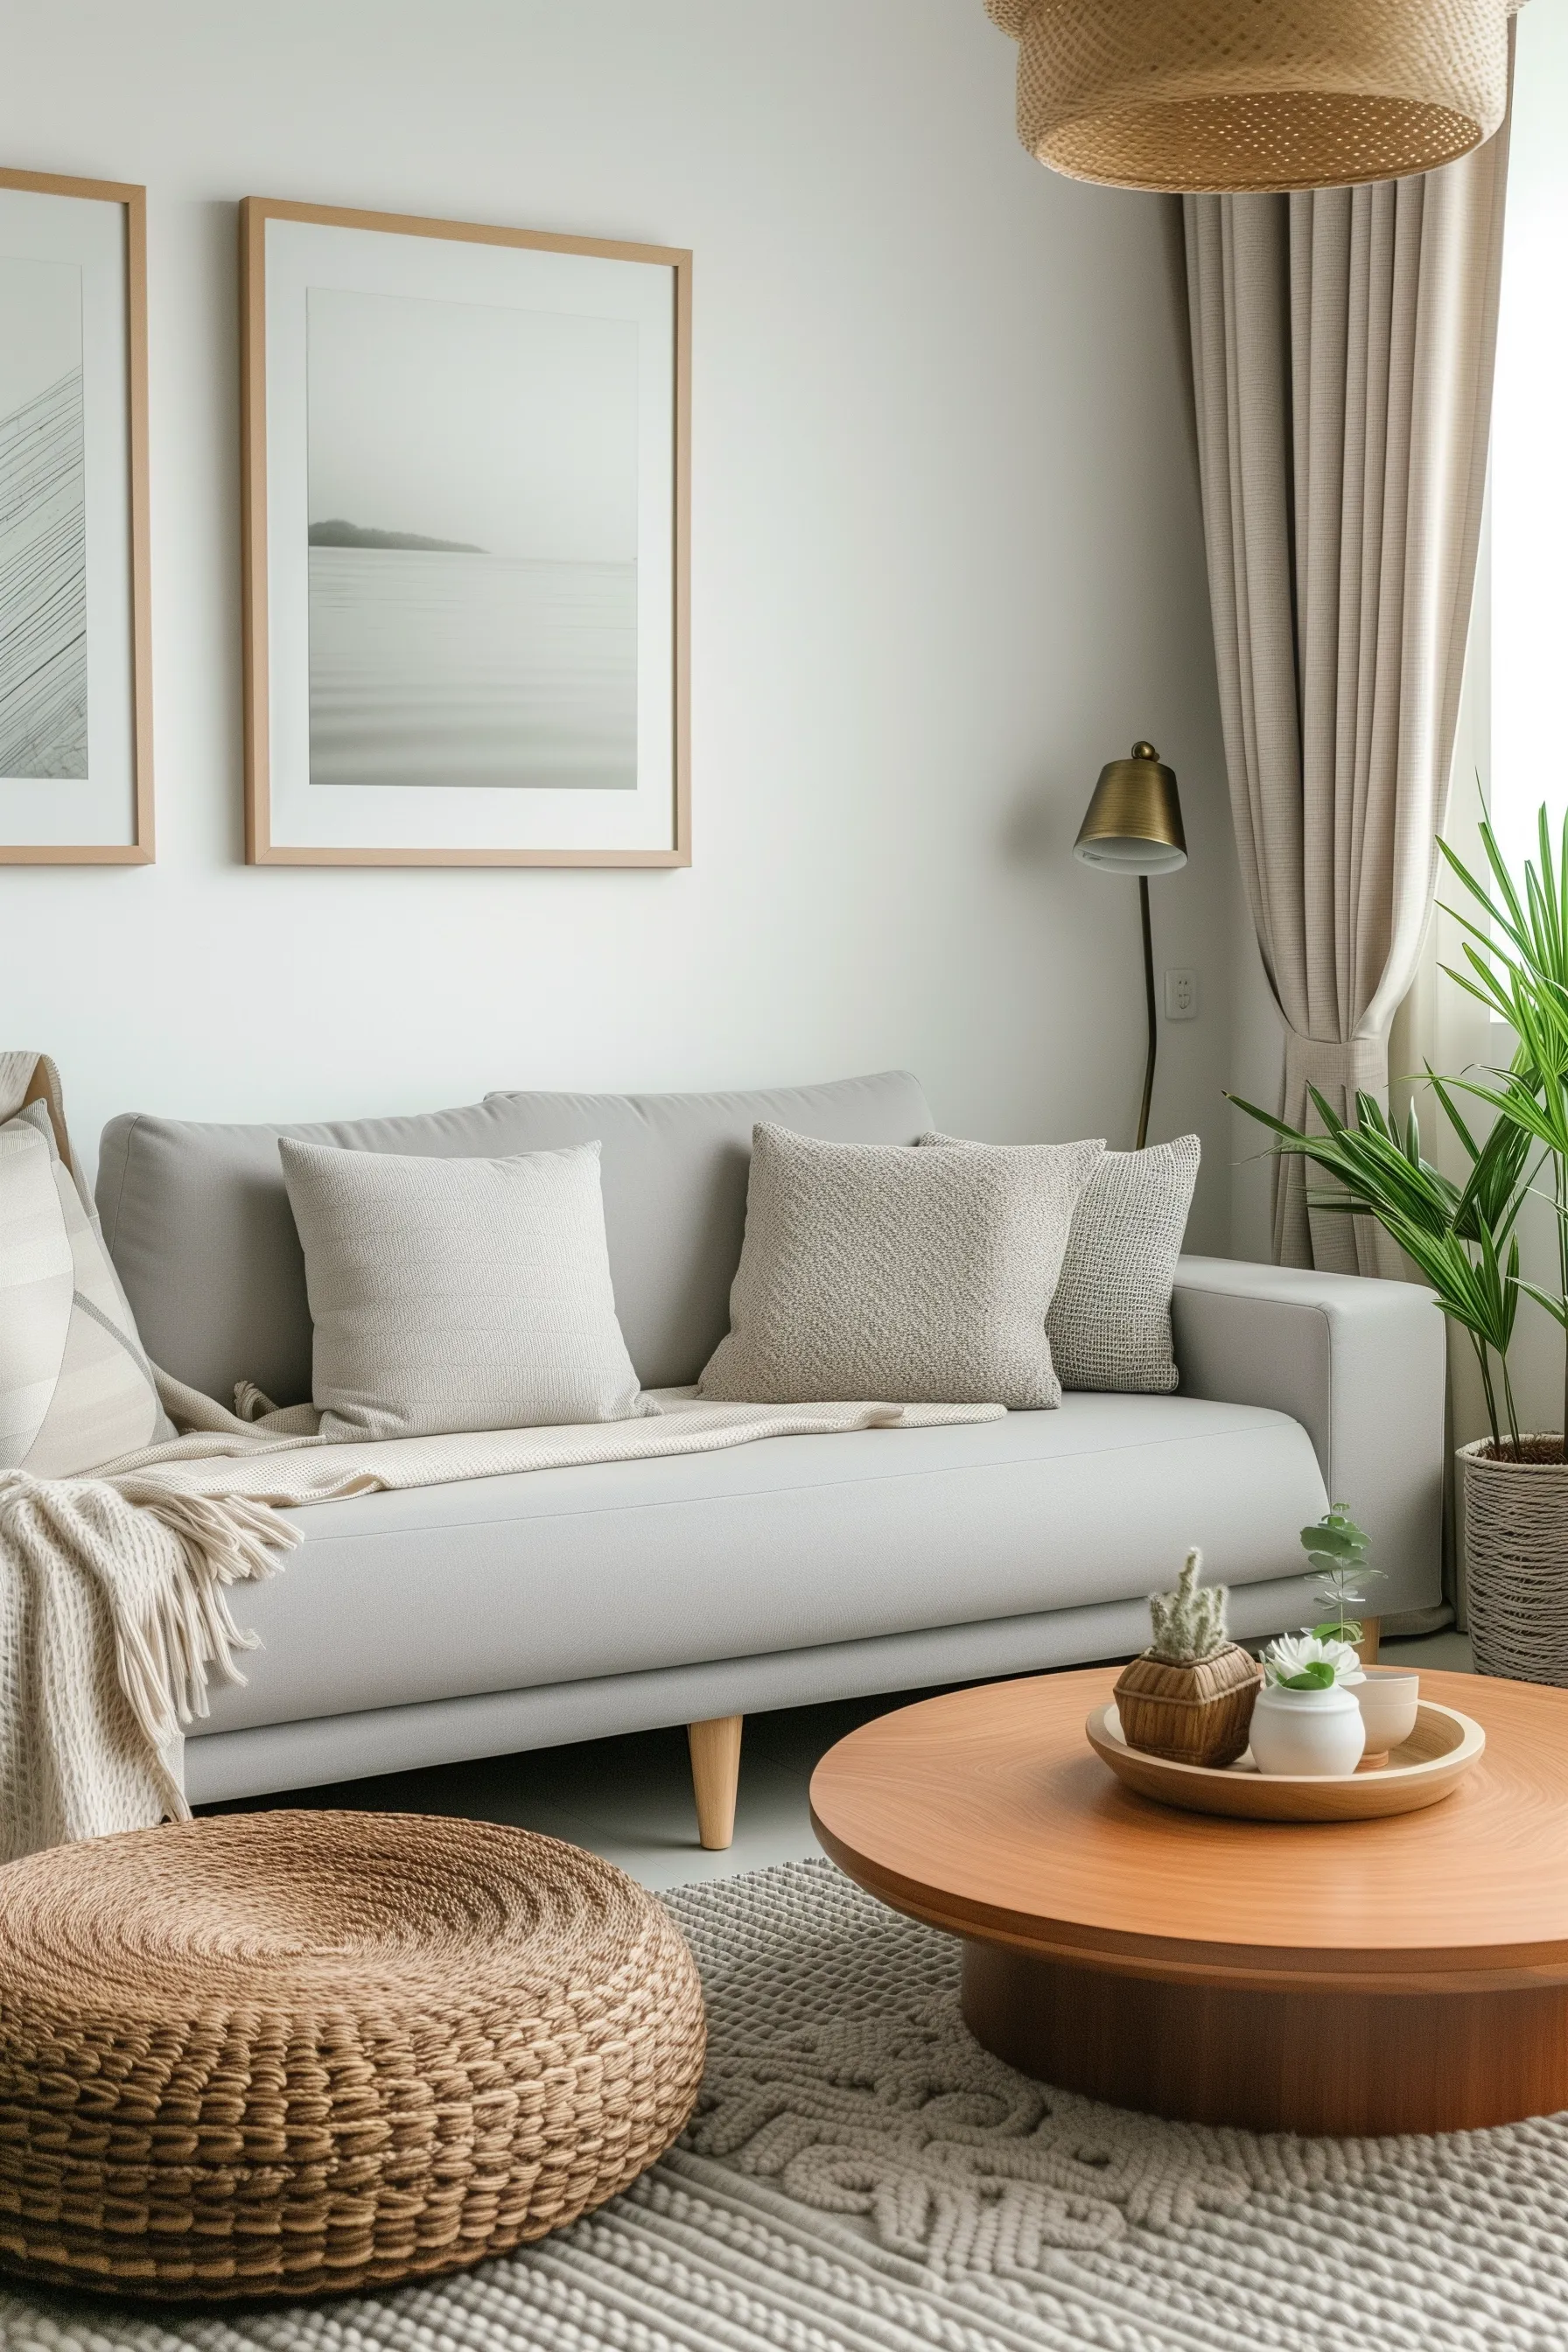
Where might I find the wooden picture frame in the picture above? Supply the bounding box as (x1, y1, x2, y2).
(0, 168, 152, 864)
(240, 198, 691, 867)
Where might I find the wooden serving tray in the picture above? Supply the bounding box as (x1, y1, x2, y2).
(1086, 1698, 1485, 1822)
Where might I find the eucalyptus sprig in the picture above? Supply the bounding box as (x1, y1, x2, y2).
(1301, 1504, 1382, 1646)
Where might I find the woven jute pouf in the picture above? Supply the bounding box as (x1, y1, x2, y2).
(0, 1809, 706, 2301)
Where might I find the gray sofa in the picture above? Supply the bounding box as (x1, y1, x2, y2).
(97, 1069, 1446, 1843)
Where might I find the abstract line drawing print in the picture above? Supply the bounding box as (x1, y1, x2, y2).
(0, 256, 87, 781)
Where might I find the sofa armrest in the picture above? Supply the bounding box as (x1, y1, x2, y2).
(1172, 1255, 1446, 1617)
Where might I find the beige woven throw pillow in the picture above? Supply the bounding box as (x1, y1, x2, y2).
(921, 1131, 1200, 1393)
(0, 1100, 173, 1474)
(698, 1124, 1104, 1409)
(279, 1137, 648, 1441)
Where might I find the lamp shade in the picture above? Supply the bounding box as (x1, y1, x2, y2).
(984, 0, 1516, 194)
(1074, 742, 1187, 876)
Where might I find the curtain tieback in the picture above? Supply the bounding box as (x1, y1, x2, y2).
(1283, 1031, 1389, 1116)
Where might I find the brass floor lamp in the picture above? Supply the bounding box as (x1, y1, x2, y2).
(1073, 743, 1187, 1151)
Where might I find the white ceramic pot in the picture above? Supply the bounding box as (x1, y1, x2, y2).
(1250, 1684, 1367, 1777)
(1354, 1667, 1420, 1757)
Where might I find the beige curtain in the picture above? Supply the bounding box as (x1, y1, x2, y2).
(1184, 111, 1511, 1270)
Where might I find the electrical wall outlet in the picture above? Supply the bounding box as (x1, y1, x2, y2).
(1164, 968, 1198, 1021)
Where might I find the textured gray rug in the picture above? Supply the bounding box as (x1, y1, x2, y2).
(3, 1856, 1566, 2351)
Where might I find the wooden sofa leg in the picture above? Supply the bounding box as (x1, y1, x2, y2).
(1356, 1617, 1382, 1666)
(688, 1716, 743, 1851)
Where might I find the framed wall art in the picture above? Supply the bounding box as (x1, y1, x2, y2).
(0, 169, 152, 864)
(240, 199, 691, 866)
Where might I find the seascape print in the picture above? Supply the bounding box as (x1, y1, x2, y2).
(0, 256, 86, 780)
(305, 285, 639, 790)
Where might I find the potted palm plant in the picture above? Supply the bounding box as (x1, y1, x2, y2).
(1234, 804, 1568, 1684)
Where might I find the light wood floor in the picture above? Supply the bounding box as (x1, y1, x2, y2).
(200, 1629, 1470, 1892)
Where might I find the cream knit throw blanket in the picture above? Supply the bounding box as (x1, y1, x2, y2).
(2, 1373, 1003, 1865)
(0, 1060, 1004, 1860)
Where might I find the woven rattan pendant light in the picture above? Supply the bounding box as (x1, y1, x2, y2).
(984, 0, 1517, 193)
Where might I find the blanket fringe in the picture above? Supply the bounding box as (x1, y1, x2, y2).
(107, 1484, 302, 1746)
(0, 1471, 297, 1852)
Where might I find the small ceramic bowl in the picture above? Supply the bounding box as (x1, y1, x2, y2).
(1354, 1666, 1421, 1760)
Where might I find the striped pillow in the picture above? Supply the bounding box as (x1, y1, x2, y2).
(1, 1102, 173, 1474)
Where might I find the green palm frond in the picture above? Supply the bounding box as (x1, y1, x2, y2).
(1234, 802, 1568, 1458)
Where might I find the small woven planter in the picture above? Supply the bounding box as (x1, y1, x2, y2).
(1114, 1642, 1260, 1767)
(1461, 1437, 1568, 1685)
(0, 1810, 706, 2301)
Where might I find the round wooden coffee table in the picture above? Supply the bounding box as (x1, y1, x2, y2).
(809, 1664, 1568, 2137)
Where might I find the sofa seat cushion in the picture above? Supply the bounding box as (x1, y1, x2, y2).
(191, 1393, 1328, 1739)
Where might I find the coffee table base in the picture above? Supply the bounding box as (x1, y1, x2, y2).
(961, 1942, 1568, 2136)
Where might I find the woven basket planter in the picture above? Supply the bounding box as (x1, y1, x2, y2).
(1114, 1642, 1261, 1766)
(0, 1810, 706, 2301)
(1461, 1437, 1568, 1685)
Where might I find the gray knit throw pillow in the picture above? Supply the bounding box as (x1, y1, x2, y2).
(698, 1124, 1104, 1409)
(921, 1131, 1200, 1393)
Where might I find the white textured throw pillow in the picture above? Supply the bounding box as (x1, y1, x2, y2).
(0, 1102, 173, 1474)
(921, 1131, 1200, 1393)
(279, 1137, 648, 1441)
(698, 1124, 1104, 1409)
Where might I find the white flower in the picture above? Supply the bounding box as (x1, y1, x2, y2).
(1263, 1630, 1364, 1689)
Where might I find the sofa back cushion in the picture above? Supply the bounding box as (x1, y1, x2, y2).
(96, 1070, 933, 1408)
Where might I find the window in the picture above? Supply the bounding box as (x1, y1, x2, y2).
(1488, 0, 1568, 880)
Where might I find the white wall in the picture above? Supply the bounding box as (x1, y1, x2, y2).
(0, 0, 1236, 1246)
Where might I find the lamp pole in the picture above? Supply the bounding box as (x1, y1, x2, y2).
(1073, 742, 1187, 1153)
(1137, 873, 1158, 1152)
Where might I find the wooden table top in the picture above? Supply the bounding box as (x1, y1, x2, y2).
(809, 1666, 1568, 1986)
